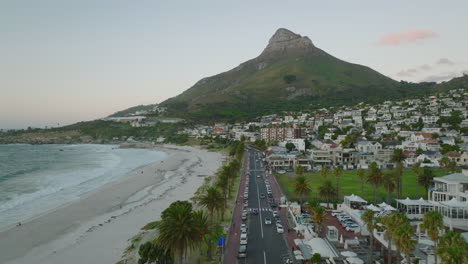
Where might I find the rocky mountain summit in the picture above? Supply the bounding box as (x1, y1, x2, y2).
(260, 28, 320, 57)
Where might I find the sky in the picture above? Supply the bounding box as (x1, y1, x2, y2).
(1, 1, 467, 129)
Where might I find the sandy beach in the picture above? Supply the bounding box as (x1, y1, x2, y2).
(0, 144, 223, 264)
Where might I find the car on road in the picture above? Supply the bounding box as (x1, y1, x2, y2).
(257, 174, 261, 178)
(276, 224, 284, 233)
(270, 203, 277, 209)
(240, 230, 247, 239)
(241, 212, 247, 220)
(268, 193, 273, 198)
(260, 193, 265, 199)
(238, 245, 247, 258)
(240, 236, 248, 245)
(264, 217, 272, 225)
(241, 223, 247, 232)
(272, 211, 279, 217)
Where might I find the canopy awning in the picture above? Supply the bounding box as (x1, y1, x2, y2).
(396, 197, 431, 206)
(344, 194, 367, 203)
(440, 198, 468, 208)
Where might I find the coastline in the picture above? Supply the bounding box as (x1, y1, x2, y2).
(0, 144, 223, 264)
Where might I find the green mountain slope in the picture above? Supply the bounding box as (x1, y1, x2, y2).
(153, 28, 465, 121)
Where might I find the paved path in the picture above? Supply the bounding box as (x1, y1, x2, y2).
(223, 152, 249, 263)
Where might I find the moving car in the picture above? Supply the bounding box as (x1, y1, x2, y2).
(264, 217, 272, 225)
(260, 193, 265, 199)
(276, 224, 284, 233)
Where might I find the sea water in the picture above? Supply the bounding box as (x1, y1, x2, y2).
(0, 144, 166, 229)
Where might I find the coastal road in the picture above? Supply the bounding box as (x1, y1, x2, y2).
(225, 147, 290, 264)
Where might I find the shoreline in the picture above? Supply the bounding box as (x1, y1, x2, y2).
(0, 144, 223, 264)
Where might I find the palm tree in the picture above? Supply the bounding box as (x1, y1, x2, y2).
(333, 167, 341, 200)
(198, 187, 223, 259)
(367, 162, 383, 204)
(439, 156, 451, 172)
(311, 206, 327, 237)
(382, 172, 396, 204)
(418, 167, 434, 193)
(394, 221, 416, 263)
(421, 211, 444, 264)
(356, 168, 366, 197)
(318, 180, 337, 207)
(391, 149, 406, 198)
(156, 201, 199, 264)
(436, 231, 468, 264)
(294, 175, 311, 203)
(215, 173, 228, 220)
(320, 166, 328, 179)
(361, 210, 376, 264)
(412, 162, 421, 177)
(191, 210, 210, 261)
(294, 165, 305, 176)
(381, 212, 408, 264)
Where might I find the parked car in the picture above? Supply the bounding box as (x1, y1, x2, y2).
(264, 217, 272, 225)
(238, 245, 247, 258)
(331, 210, 342, 217)
(241, 223, 247, 232)
(242, 212, 247, 220)
(277, 170, 286, 174)
(345, 224, 360, 232)
(260, 193, 265, 199)
(240, 236, 248, 245)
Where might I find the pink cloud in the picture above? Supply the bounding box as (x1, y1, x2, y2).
(377, 29, 438, 46)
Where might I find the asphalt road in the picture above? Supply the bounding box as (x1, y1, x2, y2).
(242, 148, 291, 264)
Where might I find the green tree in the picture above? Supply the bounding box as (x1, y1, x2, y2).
(333, 167, 342, 200)
(155, 201, 203, 264)
(215, 172, 229, 219)
(138, 241, 173, 264)
(390, 149, 405, 198)
(283, 74, 297, 84)
(294, 166, 305, 176)
(285, 142, 295, 152)
(361, 210, 376, 264)
(381, 212, 409, 264)
(198, 187, 223, 259)
(412, 162, 421, 177)
(421, 211, 444, 264)
(436, 231, 468, 264)
(320, 167, 329, 179)
(394, 221, 416, 263)
(310, 253, 322, 263)
(311, 206, 327, 237)
(356, 168, 366, 197)
(294, 175, 311, 203)
(318, 180, 337, 207)
(367, 162, 383, 204)
(382, 172, 396, 204)
(418, 167, 434, 193)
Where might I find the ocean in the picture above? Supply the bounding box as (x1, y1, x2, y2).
(0, 144, 166, 229)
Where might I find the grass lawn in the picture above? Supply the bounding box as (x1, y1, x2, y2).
(276, 169, 448, 204)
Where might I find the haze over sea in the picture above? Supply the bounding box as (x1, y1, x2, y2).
(0, 144, 166, 229)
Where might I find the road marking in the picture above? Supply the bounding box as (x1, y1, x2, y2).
(254, 154, 264, 239)
(263, 250, 267, 264)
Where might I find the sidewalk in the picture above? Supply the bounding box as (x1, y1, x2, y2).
(223, 153, 249, 264)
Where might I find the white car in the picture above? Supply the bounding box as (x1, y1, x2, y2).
(277, 170, 286, 174)
(241, 212, 247, 220)
(345, 224, 360, 232)
(276, 224, 284, 233)
(240, 236, 248, 245)
(264, 217, 272, 225)
(241, 223, 247, 232)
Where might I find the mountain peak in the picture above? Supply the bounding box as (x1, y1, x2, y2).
(260, 28, 316, 57)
